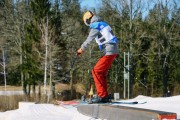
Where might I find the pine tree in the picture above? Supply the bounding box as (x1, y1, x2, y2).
(30, 0, 65, 101)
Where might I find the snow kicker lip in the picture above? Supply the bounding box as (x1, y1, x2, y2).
(77, 104, 177, 120)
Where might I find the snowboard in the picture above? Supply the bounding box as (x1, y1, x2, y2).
(56, 100, 147, 106)
(56, 100, 82, 105)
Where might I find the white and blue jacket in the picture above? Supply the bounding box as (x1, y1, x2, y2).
(81, 16, 118, 55)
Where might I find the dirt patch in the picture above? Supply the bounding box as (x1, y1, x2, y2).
(55, 83, 86, 94)
(55, 83, 86, 100)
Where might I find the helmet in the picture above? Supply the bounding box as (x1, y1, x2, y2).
(83, 11, 94, 26)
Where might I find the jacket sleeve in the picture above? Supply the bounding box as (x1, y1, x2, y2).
(81, 28, 99, 51)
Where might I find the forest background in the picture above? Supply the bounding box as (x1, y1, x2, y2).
(0, 0, 179, 103)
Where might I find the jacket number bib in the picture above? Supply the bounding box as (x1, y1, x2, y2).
(95, 25, 115, 45)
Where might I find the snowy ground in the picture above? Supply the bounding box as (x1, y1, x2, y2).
(0, 91, 24, 95)
(0, 95, 179, 120)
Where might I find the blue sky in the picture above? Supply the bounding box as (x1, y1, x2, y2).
(80, 0, 180, 9)
(80, 0, 102, 10)
(80, 0, 180, 19)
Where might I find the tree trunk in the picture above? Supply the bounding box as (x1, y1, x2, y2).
(27, 84, 31, 95)
(33, 81, 36, 96)
(163, 55, 169, 97)
(52, 82, 56, 99)
(70, 69, 74, 100)
(1, 48, 7, 92)
(38, 80, 41, 101)
(47, 48, 52, 103)
(43, 16, 49, 96)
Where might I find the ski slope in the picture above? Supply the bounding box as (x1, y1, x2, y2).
(0, 95, 179, 120)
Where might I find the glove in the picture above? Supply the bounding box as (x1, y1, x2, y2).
(76, 48, 84, 56)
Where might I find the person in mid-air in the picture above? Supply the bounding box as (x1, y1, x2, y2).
(77, 11, 118, 103)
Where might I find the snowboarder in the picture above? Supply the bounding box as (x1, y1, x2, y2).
(76, 11, 118, 103)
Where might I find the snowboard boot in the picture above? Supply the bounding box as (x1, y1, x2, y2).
(88, 95, 112, 104)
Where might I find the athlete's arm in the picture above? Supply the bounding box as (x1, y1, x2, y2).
(81, 29, 99, 51)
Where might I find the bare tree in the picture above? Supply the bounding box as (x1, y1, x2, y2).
(0, 0, 31, 94)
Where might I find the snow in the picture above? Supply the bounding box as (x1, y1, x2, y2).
(0, 95, 180, 120)
(0, 91, 24, 96)
(123, 95, 180, 119)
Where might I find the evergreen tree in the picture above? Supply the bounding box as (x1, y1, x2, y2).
(30, 0, 65, 101)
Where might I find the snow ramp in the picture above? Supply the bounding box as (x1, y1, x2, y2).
(77, 104, 177, 120)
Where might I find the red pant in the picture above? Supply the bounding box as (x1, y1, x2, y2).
(92, 54, 117, 98)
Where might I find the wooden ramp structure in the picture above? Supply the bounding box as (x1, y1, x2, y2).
(77, 104, 177, 120)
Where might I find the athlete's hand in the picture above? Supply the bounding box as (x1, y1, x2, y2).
(76, 48, 84, 56)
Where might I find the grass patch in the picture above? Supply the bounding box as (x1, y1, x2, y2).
(0, 94, 53, 112)
(0, 83, 87, 112)
(0, 95, 25, 112)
